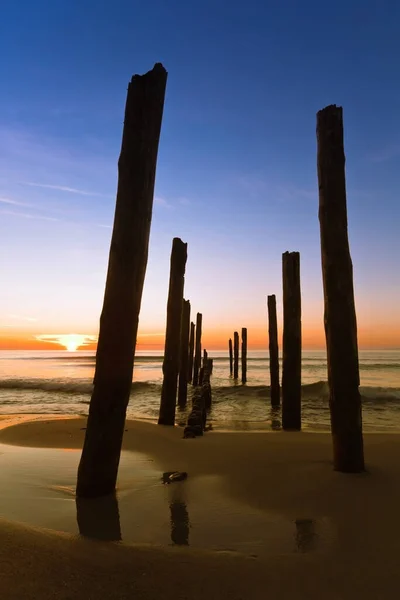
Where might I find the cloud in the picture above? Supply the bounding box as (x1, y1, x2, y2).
(0, 209, 60, 222)
(21, 181, 107, 197)
(36, 333, 98, 351)
(0, 197, 30, 207)
(154, 196, 172, 208)
(8, 314, 38, 323)
(237, 174, 316, 202)
(368, 144, 400, 163)
(137, 332, 164, 337)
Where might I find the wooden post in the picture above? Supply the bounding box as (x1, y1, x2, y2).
(188, 322, 195, 383)
(233, 331, 239, 379)
(76, 64, 167, 498)
(229, 338, 233, 375)
(192, 313, 202, 386)
(178, 299, 191, 407)
(282, 252, 301, 430)
(159, 238, 188, 425)
(241, 327, 247, 383)
(203, 349, 208, 366)
(267, 294, 280, 407)
(317, 104, 364, 472)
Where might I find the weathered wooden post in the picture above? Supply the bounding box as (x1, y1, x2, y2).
(192, 313, 202, 386)
(233, 331, 239, 379)
(76, 63, 167, 498)
(241, 327, 247, 383)
(188, 322, 195, 383)
(178, 299, 191, 408)
(229, 338, 233, 375)
(317, 104, 364, 472)
(282, 252, 301, 430)
(267, 294, 280, 407)
(159, 238, 188, 425)
(203, 349, 208, 365)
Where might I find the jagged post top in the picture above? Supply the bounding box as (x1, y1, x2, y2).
(316, 105, 344, 139)
(130, 62, 167, 83)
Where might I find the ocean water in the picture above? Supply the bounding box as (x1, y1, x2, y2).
(0, 349, 399, 431)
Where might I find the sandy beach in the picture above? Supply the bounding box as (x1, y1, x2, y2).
(1, 416, 400, 598)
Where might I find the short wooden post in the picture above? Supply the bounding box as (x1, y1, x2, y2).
(208, 358, 213, 374)
(229, 338, 233, 375)
(282, 251, 301, 430)
(192, 313, 202, 386)
(267, 294, 280, 407)
(178, 299, 191, 407)
(203, 349, 208, 366)
(233, 331, 239, 379)
(317, 104, 364, 472)
(241, 327, 247, 383)
(188, 322, 195, 383)
(158, 238, 188, 425)
(76, 63, 167, 498)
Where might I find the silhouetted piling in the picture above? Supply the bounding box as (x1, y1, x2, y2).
(208, 358, 213, 374)
(76, 63, 167, 498)
(233, 331, 239, 379)
(317, 104, 364, 472)
(159, 238, 188, 425)
(241, 327, 247, 383)
(229, 338, 233, 375)
(267, 294, 280, 407)
(188, 322, 195, 383)
(203, 349, 208, 366)
(192, 313, 202, 386)
(282, 251, 301, 430)
(178, 299, 191, 408)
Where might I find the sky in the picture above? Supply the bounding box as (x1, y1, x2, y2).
(0, 0, 399, 351)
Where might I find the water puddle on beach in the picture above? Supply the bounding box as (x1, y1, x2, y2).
(0, 443, 333, 558)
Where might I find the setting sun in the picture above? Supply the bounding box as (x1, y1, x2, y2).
(35, 334, 98, 352)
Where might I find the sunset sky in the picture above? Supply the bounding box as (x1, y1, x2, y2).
(0, 0, 399, 351)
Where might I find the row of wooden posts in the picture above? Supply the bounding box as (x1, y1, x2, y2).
(76, 62, 364, 499)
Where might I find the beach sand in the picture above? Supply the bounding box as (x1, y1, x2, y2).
(1, 416, 400, 598)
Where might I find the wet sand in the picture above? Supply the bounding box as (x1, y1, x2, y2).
(1, 415, 400, 598)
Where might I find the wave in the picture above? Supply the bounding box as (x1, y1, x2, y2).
(0, 378, 399, 404)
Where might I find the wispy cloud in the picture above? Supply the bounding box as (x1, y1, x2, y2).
(0, 196, 30, 207)
(368, 144, 400, 163)
(21, 181, 107, 197)
(154, 195, 172, 208)
(237, 174, 316, 202)
(0, 209, 60, 222)
(8, 314, 38, 323)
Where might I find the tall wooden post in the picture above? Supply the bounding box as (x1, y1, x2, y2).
(267, 294, 280, 407)
(233, 331, 239, 379)
(188, 322, 195, 383)
(241, 327, 247, 383)
(317, 104, 364, 472)
(203, 349, 208, 365)
(76, 63, 167, 498)
(229, 338, 233, 375)
(159, 238, 188, 425)
(282, 252, 301, 430)
(192, 313, 202, 386)
(178, 299, 191, 407)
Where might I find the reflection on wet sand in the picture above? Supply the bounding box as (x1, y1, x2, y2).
(295, 518, 316, 552)
(170, 501, 189, 545)
(76, 493, 121, 542)
(269, 407, 282, 431)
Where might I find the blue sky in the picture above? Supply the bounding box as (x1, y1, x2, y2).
(0, 0, 399, 348)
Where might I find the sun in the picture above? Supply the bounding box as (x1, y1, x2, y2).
(35, 333, 97, 352)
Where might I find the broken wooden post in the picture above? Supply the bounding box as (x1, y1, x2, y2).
(241, 327, 247, 383)
(178, 299, 191, 408)
(229, 338, 233, 375)
(188, 322, 195, 383)
(76, 63, 168, 498)
(203, 349, 208, 362)
(158, 238, 188, 425)
(233, 331, 239, 379)
(208, 358, 213, 374)
(317, 104, 364, 472)
(282, 251, 301, 430)
(192, 313, 202, 386)
(267, 294, 280, 407)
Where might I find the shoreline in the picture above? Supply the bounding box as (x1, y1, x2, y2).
(2, 414, 400, 598)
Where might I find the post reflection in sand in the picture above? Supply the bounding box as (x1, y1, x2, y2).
(295, 518, 316, 552)
(76, 493, 122, 542)
(168, 486, 190, 546)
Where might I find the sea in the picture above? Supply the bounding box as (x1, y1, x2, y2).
(0, 349, 399, 432)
